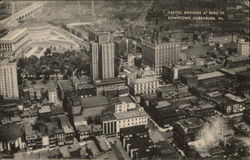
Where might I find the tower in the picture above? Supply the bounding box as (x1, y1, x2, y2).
(90, 31, 115, 81)
(99, 42, 115, 79)
(0, 60, 19, 99)
(90, 42, 99, 81)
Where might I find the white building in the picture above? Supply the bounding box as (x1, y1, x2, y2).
(0, 60, 19, 99)
(47, 83, 58, 104)
(0, 28, 29, 57)
(114, 107, 148, 133)
(129, 77, 159, 96)
(237, 39, 250, 57)
(27, 20, 51, 42)
(114, 96, 137, 113)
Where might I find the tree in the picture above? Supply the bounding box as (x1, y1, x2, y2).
(44, 48, 51, 56)
(94, 115, 101, 124)
(87, 117, 94, 124)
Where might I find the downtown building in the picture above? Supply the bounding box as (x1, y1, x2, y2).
(141, 40, 181, 75)
(0, 28, 29, 58)
(0, 60, 19, 99)
(237, 39, 249, 57)
(90, 31, 115, 81)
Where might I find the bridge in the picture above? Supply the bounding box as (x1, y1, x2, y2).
(0, 2, 47, 28)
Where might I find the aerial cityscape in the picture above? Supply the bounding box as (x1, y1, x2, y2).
(0, 0, 249, 159)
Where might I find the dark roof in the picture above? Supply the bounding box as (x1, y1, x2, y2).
(101, 112, 116, 121)
(51, 106, 64, 116)
(77, 125, 92, 132)
(111, 143, 124, 160)
(109, 96, 135, 105)
(0, 99, 21, 107)
(126, 136, 155, 159)
(238, 72, 250, 80)
(80, 96, 110, 108)
(58, 115, 70, 127)
(94, 77, 125, 86)
(0, 123, 23, 141)
(54, 128, 64, 134)
(58, 80, 74, 91)
(120, 125, 148, 136)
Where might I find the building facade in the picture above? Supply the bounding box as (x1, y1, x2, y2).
(141, 40, 181, 74)
(99, 42, 115, 79)
(0, 28, 29, 57)
(129, 77, 159, 96)
(237, 39, 249, 57)
(48, 84, 58, 104)
(90, 42, 99, 81)
(114, 108, 148, 133)
(0, 60, 19, 99)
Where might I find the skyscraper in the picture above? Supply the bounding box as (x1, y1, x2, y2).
(0, 60, 19, 99)
(90, 30, 115, 80)
(99, 42, 115, 79)
(90, 42, 99, 81)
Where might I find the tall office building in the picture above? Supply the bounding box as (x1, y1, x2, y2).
(90, 42, 99, 81)
(0, 60, 19, 99)
(90, 30, 115, 80)
(89, 30, 111, 43)
(237, 39, 249, 57)
(99, 42, 115, 79)
(141, 40, 181, 74)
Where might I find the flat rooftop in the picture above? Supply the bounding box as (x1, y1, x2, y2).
(62, 125, 74, 134)
(38, 105, 51, 114)
(0, 28, 27, 41)
(114, 108, 147, 120)
(58, 80, 74, 91)
(227, 55, 249, 62)
(94, 77, 125, 86)
(225, 93, 245, 103)
(134, 77, 158, 83)
(80, 96, 110, 108)
(47, 83, 57, 93)
(110, 96, 135, 105)
(197, 71, 225, 80)
(177, 117, 204, 131)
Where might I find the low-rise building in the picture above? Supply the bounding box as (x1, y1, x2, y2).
(129, 77, 159, 96)
(24, 123, 42, 151)
(110, 96, 137, 113)
(63, 125, 74, 145)
(0, 123, 25, 152)
(156, 83, 190, 100)
(94, 77, 129, 97)
(57, 80, 74, 100)
(119, 125, 157, 160)
(77, 125, 93, 141)
(54, 128, 65, 146)
(114, 108, 148, 133)
(173, 118, 204, 156)
(38, 105, 51, 121)
(101, 112, 117, 136)
(162, 65, 193, 83)
(237, 39, 249, 57)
